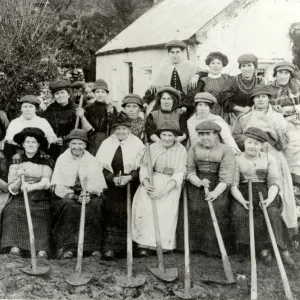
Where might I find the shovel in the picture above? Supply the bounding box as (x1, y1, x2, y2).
(115, 183, 146, 287)
(20, 175, 50, 276)
(146, 142, 178, 282)
(65, 177, 93, 286)
(204, 187, 235, 284)
(75, 94, 84, 129)
(173, 184, 203, 299)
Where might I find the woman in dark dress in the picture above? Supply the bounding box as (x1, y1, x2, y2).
(1, 128, 54, 258)
(96, 112, 145, 259)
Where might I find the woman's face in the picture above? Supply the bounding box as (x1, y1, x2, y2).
(124, 103, 141, 120)
(94, 89, 108, 102)
(160, 131, 176, 148)
(160, 92, 174, 111)
(198, 131, 218, 148)
(253, 94, 269, 110)
(276, 70, 291, 86)
(114, 125, 130, 141)
(69, 139, 86, 157)
(244, 137, 262, 157)
(23, 136, 39, 155)
(209, 58, 223, 75)
(54, 89, 69, 106)
(196, 102, 210, 116)
(240, 63, 255, 79)
(21, 103, 36, 120)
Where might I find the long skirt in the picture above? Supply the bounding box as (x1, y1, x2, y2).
(231, 182, 290, 250)
(1, 190, 52, 252)
(176, 171, 232, 256)
(132, 172, 182, 250)
(52, 195, 104, 253)
(88, 132, 106, 156)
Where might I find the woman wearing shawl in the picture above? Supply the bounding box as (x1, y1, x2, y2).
(268, 61, 300, 191)
(1, 128, 54, 258)
(233, 85, 298, 235)
(96, 112, 145, 260)
(51, 129, 107, 259)
(132, 121, 187, 256)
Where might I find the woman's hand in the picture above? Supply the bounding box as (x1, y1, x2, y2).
(239, 198, 250, 210)
(143, 179, 155, 195)
(113, 176, 122, 186)
(176, 107, 187, 114)
(55, 137, 64, 146)
(17, 167, 25, 178)
(149, 188, 166, 200)
(260, 197, 274, 208)
(189, 74, 200, 89)
(119, 175, 132, 186)
(205, 190, 218, 202)
(243, 106, 251, 114)
(76, 108, 85, 119)
(78, 192, 90, 204)
(21, 182, 33, 192)
(200, 178, 211, 188)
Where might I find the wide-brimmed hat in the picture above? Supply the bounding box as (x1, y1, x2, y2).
(71, 81, 85, 88)
(110, 112, 132, 129)
(121, 94, 144, 108)
(155, 86, 181, 102)
(194, 92, 217, 104)
(154, 120, 183, 136)
(165, 39, 187, 50)
(237, 54, 258, 68)
(195, 120, 221, 133)
(13, 127, 48, 151)
(49, 80, 71, 93)
(92, 79, 109, 93)
(244, 127, 269, 143)
(18, 95, 41, 106)
(250, 85, 271, 99)
(273, 61, 295, 77)
(65, 129, 89, 144)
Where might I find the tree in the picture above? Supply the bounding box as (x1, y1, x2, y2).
(289, 22, 300, 70)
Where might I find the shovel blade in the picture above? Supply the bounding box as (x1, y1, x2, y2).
(149, 267, 178, 282)
(115, 274, 146, 288)
(21, 265, 50, 276)
(173, 285, 205, 299)
(65, 272, 93, 286)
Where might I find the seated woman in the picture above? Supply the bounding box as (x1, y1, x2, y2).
(122, 94, 145, 141)
(1, 127, 54, 258)
(4, 95, 57, 160)
(145, 86, 188, 144)
(51, 129, 107, 259)
(187, 92, 240, 153)
(96, 112, 145, 259)
(132, 121, 187, 256)
(177, 120, 235, 255)
(231, 127, 295, 267)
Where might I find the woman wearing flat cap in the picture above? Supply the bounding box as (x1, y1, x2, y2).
(132, 120, 187, 256)
(177, 120, 235, 254)
(187, 92, 240, 153)
(122, 94, 146, 140)
(231, 127, 295, 267)
(268, 61, 300, 191)
(233, 85, 298, 235)
(51, 129, 107, 259)
(96, 112, 145, 259)
(145, 86, 188, 144)
(4, 95, 57, 160)
(1, 127, 54, 258)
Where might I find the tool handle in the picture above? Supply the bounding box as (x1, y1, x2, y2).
(204, 187, 235, 283)
(75, 177, 88, 274)
(259, 192, 293, 300)
(75, 95, 84, 129)
(146, 142, 165, 273)
(21, 175, 37, 272)
(127, 182, 133, 278)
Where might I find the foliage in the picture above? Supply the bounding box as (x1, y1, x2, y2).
(289, 22, 300, 69)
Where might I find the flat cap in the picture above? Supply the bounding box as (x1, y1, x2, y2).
(273, 61, 295, 75)
(92, 79, 109, 93)
(244, 127, 269, 143)
(121, 94, 144, 108)
(18, 95, 41, 106)
(49, 80, 71, 93)
(237, 54, 258, 64)
(155, 120, 183, 136)
(194, 92, 217, 104)
(165, 39, 187, 50)
(71, 81, 85, 88)
(66, 129, 89, 143)
(156, 86, 181, 102)
(250, 85, 271, 99)
(195, 120, 221, 133)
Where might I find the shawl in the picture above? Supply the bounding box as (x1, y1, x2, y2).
(11, 151, 55, 169)
(96, 133, 145, 174)
(151, 59, 197, 94)
(51, 148, 107, 194)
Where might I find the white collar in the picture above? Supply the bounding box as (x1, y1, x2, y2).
(208, 73, 222, 79)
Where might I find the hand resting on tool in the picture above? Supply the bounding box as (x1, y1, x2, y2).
(78, 191, 90, 204)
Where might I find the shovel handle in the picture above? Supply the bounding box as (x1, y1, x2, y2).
(127, 182, 133, 278)
(21, 175, 37, 272)
(75, 95, 84, 129)
(259, 192, 293, 300)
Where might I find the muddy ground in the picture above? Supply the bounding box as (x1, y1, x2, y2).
(0, 249, 300, 300)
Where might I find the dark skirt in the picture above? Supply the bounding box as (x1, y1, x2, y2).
(87, 132, 106, 156)
(1, 190, 52, 252)
(52, 195, 104, 253)
(231, 182, 290, 250)
(177, 171, 232, 256)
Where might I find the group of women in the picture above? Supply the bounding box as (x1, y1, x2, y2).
(0, 49, 299, 271)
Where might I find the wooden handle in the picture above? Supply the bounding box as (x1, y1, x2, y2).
(204, 187, 235, 283)
(21, 175, 37, 272)
(75, 95, 84, 129)
(248, 180, 257, 300)
(259, 192, 293, 300)
(127, 182, 133, 278)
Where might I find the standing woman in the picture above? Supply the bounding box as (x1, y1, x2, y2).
(177, 120, 235, 254)
(132, 121, 187, 255)
(96, 113, 145, 259)
(145, 86, 187, 144)
(231, 127, 295, 266)
(1, 128, 54, 258)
